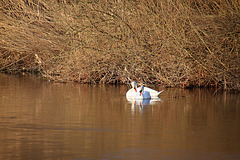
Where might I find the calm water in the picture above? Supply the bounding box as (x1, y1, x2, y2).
(0, 73, 239, 160)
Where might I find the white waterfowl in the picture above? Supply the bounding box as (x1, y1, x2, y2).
(126, 81, 164, 99)
(126, 81, 138, 98)
(135, 85, 151, 100)
(136, 82, 164, 98)
(144, 87, 164, 98)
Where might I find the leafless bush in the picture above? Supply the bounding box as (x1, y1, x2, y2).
(0, 0, 239, 90)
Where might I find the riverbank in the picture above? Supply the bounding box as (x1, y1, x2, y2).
(0, 0, 239, 91)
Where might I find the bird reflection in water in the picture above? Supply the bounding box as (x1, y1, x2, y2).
(127, 97, 162, 113)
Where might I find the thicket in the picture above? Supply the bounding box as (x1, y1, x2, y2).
(0, 0, 239, 90)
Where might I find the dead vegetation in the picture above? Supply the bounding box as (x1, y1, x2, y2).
(0, 0, 239, 91)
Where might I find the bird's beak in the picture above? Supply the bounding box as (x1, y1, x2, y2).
(140, 90, 142, 96)
(134, 87, 137, 92)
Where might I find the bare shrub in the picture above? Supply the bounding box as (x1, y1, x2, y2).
(0, 0, 239, 90)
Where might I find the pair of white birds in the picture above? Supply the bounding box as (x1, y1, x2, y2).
(126, 81, 164, 100)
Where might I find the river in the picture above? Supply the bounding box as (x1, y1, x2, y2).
(0, 73, 239, 160)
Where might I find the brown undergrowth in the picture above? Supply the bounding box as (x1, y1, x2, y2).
(0, 0, 239, 91)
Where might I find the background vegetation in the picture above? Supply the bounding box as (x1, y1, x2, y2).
(0, 0, 239, 90)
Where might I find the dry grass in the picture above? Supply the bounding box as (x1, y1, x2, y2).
(0, 0, 239, 91)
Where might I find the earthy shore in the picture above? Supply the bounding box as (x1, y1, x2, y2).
(0, 0, 239, 91)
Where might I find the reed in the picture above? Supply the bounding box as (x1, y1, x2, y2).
(0, 0, 239, 91)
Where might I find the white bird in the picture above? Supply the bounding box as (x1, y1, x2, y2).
(126, 81, 164, 99)
(143, 86, 164, 98)
(135, 85, 151, 100)
(129, 81, 164, 97)
(126, 81, 138, 98)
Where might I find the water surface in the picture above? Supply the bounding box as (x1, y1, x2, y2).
(0, 73, 239, 160)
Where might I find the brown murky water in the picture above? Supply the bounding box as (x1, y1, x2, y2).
(0, 73, 239, 160)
